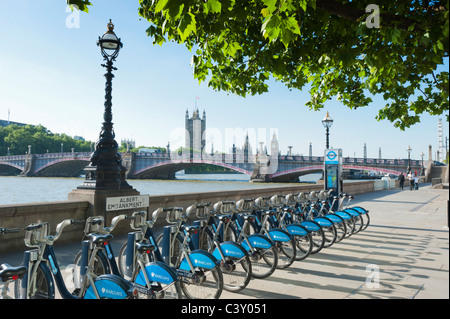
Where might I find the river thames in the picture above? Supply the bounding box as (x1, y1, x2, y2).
(1, 173, 321, 205)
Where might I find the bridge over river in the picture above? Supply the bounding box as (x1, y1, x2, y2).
(0, 151, 422, 182)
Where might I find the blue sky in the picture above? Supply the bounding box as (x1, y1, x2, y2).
(0, 0, 448, 161)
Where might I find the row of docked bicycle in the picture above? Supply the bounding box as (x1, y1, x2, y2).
(0, 190, 369, 299)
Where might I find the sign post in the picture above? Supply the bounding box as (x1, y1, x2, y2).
(324, 149, 342, 210)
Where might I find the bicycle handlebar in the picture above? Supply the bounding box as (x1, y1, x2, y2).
(0, 227, 20, 235)
(53, 219, 85, 242)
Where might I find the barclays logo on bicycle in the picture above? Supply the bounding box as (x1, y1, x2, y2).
(151, 272, 171, 283)
(101, 287, 125, 298)
(194, 259, 214, 268)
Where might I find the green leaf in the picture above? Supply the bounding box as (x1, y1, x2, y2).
(177, 12, 196, 41)
(206, 0, 222, 13)
(261, 15, 281, 41)
(155, 0, 169, 12)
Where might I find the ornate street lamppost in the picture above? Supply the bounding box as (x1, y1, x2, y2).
(79, 20, 131, 190)
(420, 151, 424, 175)
(322, 111, 333, 149)
(406, 145, 412, 173)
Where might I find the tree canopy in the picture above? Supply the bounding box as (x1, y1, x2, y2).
(0, 124, 93, 156)
(69, 0, 449, 129)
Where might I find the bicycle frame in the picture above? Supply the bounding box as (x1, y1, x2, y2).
(79, 215, 179, 297)
(18, 220, 136, 300)
(190, 210, 249, 265)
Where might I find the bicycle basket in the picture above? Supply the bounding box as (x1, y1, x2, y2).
(236, 199, 255, 212)
(165, 207, 183, 224)
(270, 195, 285, 207)
(24, 222, 49, 248)
(131, 211, 147, 229)
(84, 216, 104, 234)
(192, 203, 211, 219)
(254, 197, 270, 209)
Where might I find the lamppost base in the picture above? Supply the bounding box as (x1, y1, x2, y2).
(77, 164, 133, 190)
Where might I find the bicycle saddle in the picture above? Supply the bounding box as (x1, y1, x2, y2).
(87, 233, 113, 245)
(217, 215, 231, 223)
(262, 210, 275, 216)
(135, 242, 156, 254)
(0, 263, 27, 282)
(184, 225, 199, 235)
(241, 214, 255, 222)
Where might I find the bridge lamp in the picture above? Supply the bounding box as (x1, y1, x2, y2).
(406, 145, 412, 172)
(322, 111, 333, 149)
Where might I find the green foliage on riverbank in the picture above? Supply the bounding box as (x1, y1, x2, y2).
(0, 124, 93, 156)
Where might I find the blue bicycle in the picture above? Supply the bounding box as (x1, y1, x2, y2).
(254, 196, 313, 261)
(72, 214, 181, 299)
(188, 202, 252, 292)
(236, 198, 297, 269)
(14, 219, 146, 299)
(1, 227, 27, 299)
(117, 208, 224, 299)
(214, 200, 278, 279)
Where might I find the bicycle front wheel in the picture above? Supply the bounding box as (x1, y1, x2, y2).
(15, 263, 52, 299)
(180, 267, 223, 299)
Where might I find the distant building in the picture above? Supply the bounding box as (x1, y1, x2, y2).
(185, 108, 206, 153)
(121, 138, 136, 149)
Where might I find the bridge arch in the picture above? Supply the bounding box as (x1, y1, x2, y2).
(0, 162, 23, 176)
(33, 159, 89, 177)
(269, 165, 324, 183)
(133, 160, 252, 179)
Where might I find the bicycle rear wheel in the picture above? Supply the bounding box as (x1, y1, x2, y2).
(249, 246, 278, 279)
(310, 229, 325, 254)
(201, 228, 252, 293)
(275, 238, 296, 269)
(322, 224, 337, 248)
(294, 233, 313, 261)
(180, 267, 223, 299)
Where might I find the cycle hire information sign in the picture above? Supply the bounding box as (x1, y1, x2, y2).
(106, 195, 149, 211)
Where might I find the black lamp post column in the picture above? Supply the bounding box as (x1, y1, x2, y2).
(79, 20, 131, 190)
(322, 111, 333, 149)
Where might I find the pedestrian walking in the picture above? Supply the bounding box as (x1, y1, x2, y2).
(414, 174, 419, 190)
(399, 173, 405, 190)
(408, 172, 414, 191)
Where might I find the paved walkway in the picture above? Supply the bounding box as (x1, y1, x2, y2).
(2, 183, 448, 299)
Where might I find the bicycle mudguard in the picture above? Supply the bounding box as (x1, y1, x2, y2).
(267, 228, 292, 242)
(240, 234, 274, 251)
(350, 206, 368, 214)
(324, 214, 344, 224)
(344, 208, 361, 217)
(179, 250, 219, 270)
(299, 220, 321, 232)
(212, 241, 247, 260)
(334, 211, 352, 220)
(135, 261, 178, 286)
(314, 217, 333, 227)
(286, 224, 308, 236)
(84, 274, 133, 299)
